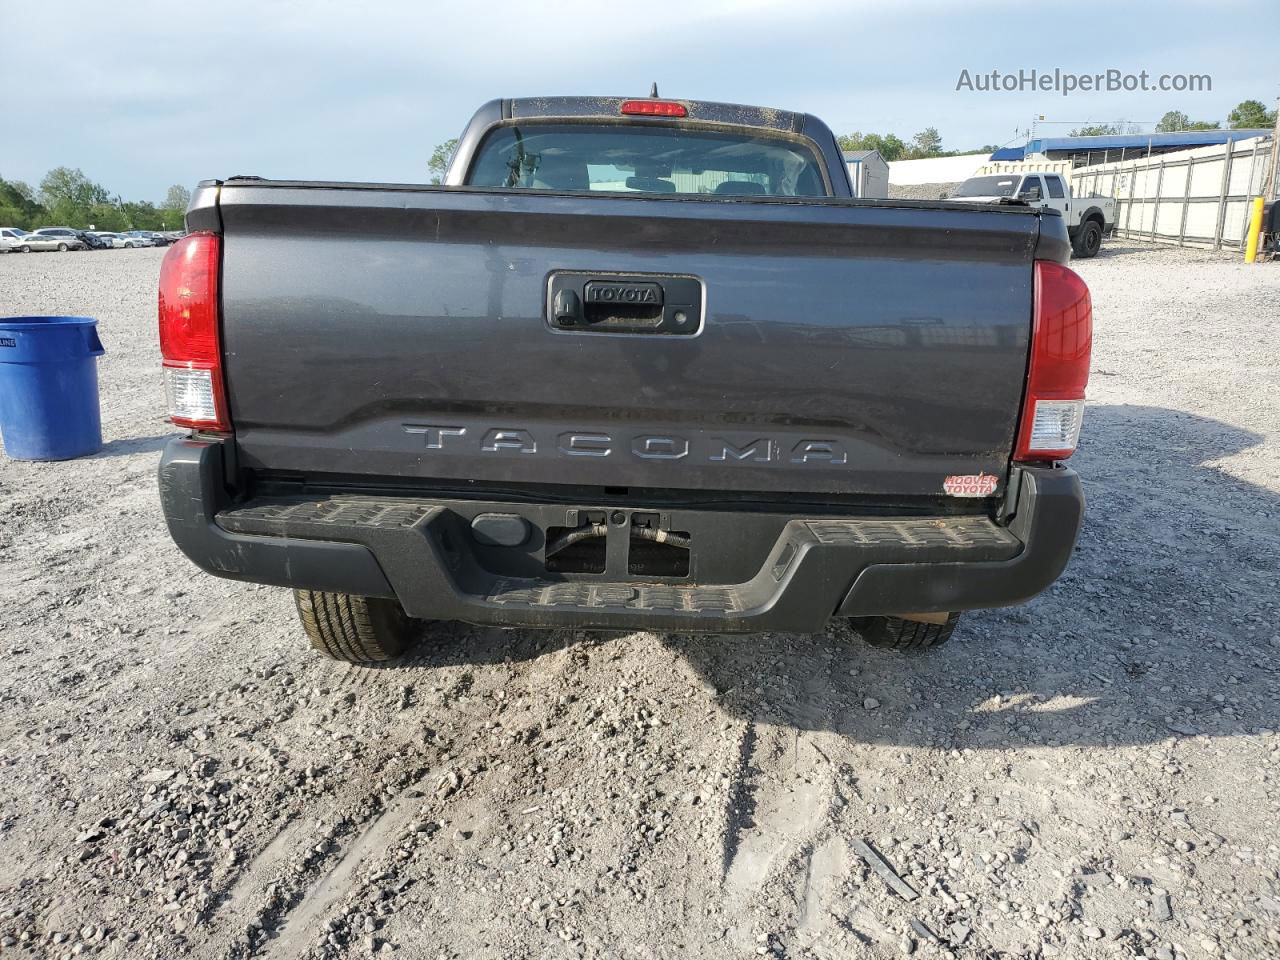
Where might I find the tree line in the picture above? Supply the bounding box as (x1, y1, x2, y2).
(0, 167, 190, 232)
(1071, 99, 1277, 137)
(836, 128, 1000, 162)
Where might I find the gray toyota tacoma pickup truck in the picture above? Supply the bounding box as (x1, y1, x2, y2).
(157, 94, 1091, 664)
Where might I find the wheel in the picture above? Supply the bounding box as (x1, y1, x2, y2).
(849, 612, 961, 651)
(19, 245, 31, 253)
(1073, 220, 1102, 259)
(293, 590, 423, 663)
(57, 242, 68, 252)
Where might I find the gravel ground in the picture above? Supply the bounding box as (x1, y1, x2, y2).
(1, 243, 1278, 960)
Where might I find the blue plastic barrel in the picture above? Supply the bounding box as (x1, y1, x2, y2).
(0, 317, 106, 461)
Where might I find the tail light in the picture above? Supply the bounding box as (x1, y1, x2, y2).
(158, 232, 229, 431)
(620, 99, 687, 117)
(1014, 260, 1092, 462)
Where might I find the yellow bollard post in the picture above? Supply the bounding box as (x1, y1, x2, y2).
(1244, 196, 1264, 263)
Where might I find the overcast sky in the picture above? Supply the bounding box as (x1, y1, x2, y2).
(3, 0, 1277, 202)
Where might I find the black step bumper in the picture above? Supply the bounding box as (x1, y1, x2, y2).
(158, 438, 1083, 634)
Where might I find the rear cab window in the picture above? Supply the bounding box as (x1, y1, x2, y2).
(466, 122, 830, 197)
(952, 175, 1021, 198)
(1045, 176, 1066, 199)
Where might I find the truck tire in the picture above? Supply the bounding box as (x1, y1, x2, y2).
(849, 612, 961, 651)
(293, 590, 421, 663)
(1073, 220, 1102, 259)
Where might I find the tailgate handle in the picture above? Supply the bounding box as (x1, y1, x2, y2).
(548, 273, 701, 336)
(581, 281, 664, 328)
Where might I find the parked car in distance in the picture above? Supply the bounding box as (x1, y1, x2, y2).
(0, 227, 28, 252)
(120, 231, 157, 248)
(11, 233, 62, 252)
(143, 231, 175, 246)
(26, 228, 88, 252)
(78, 230, 115, 251)
(948, 171, 1116, 258)
(87, 231, 128, 249)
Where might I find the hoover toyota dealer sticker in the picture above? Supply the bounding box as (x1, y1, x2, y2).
(943, 473, 999, 497)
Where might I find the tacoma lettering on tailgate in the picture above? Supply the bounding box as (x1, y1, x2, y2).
(403, 425, 849, 466)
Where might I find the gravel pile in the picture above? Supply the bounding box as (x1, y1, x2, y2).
(0, 244, 1278, 959)
(888, 182, 960, 200)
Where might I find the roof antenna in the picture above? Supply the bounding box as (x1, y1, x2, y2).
(649, 82, 659, 98)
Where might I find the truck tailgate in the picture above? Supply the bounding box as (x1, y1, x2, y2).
(216, 184, 1039, 499)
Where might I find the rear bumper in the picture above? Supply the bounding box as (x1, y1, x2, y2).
(158, 438, 1083, 634)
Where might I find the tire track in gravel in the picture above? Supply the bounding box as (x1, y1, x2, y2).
(204, 751, 441, 960)
(722, 643, 841, 888)
(723, 752, 834, 899)
(264, 773, 442, 959)
(206, 630, 554, 958)
(796, 834, 849, 936)
(216, 815, 313, 932)
(190, 642, 482, 958)
(719, 719, 760, 884)
(717, 643, 874, 953)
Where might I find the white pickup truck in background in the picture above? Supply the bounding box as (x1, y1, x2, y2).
(949, 169, 1116, 258)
